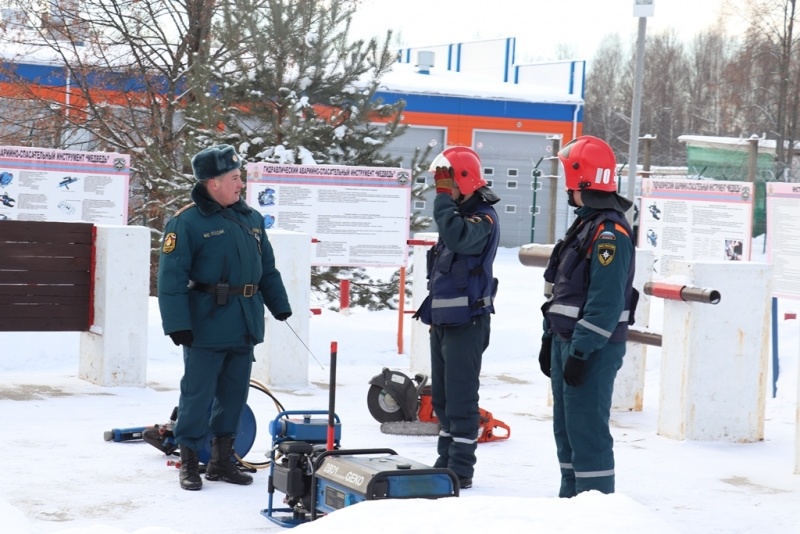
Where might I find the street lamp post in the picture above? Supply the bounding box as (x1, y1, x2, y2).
(627, 0, 653, 226)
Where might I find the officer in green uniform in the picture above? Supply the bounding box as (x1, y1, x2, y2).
(157, 144, 291, 491)
(540, 136, 637, 497)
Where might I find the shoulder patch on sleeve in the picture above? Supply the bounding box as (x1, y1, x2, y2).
(597, 243, 616, 266)
(467, 214, 494, 225)
(162, 232, 177, 254)
(597, 230, 616, 240)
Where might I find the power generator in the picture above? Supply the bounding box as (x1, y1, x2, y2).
(262, 409, 459, 528)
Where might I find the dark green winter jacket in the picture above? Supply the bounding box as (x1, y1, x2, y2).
(157, 182, 291, 348)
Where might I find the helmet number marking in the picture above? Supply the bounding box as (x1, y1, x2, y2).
(595, 168, 615, 186)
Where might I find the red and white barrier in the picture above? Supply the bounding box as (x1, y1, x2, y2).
(657, 261, 772, 442)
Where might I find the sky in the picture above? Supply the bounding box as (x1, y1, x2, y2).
(349, 0, 742, 62)
(2, 241, 800, 533)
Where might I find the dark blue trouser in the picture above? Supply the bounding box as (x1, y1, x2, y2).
(430, 314, 490, 479)
(551, 336, 624, 497)
(173, 345, 254, 452)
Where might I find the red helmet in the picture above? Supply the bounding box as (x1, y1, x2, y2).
(429, 146, 486, 195)
(558, 135, 618, 193)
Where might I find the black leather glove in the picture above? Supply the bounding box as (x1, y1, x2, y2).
(563, 355, 587, 387)
(275, 312, 292, 321)
(538, 336, 552, 378)
(434, 166, 454, 195)
(169, 330, 193, 347)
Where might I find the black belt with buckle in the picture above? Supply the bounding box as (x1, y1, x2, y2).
(189, 281, 258, 297)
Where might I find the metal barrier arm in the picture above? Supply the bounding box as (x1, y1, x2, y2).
(518, 244, 555, 268)
(643, 282, 721, 305)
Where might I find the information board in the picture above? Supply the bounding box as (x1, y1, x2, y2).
(0, 146, 130, 225)
(766, 182, 800, 299)
(245, 163, 412, 267)
(638, 178, 754, 274)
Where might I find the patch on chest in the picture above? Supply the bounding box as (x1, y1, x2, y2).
(203, 229, 225, 238)
(597, 243, 616, 266)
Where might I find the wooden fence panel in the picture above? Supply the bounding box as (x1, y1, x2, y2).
(0, 220, 93, 331)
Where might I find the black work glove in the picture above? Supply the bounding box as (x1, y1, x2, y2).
(434, 166, 454, 195)
(169, 330, 193, 347)
(275, 312, 292, 321)
(538, 336, 552, 378)
(563, 355, 587, 387)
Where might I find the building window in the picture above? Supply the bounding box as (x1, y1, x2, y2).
(506, 180, 518, 189)
(414, 201, 426, 209)
(485, 179, 493, 187)
(531, 181, 542, 191)
(507, 168, 518, 177)
(505, 205, 517, 214)
(484, 167, 494, 176)
(529, 205, 541, 215)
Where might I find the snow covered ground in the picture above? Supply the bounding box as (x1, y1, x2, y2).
(2, 246, 799, 533)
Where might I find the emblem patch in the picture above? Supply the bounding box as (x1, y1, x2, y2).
(467, 215, 482, 224)
(162, 232, 177, 254)
(598, 230, 616, 240)
(597, 243, 616, 266)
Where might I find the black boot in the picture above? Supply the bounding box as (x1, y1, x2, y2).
(205, 436, 253, 485)
(179, 446, 202, 491)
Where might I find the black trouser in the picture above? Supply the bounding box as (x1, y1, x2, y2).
(430, 314, 490, 478)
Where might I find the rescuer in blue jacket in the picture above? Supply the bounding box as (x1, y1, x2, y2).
(413, 146, 500, 490)
(539, 135, 637, 497)
(157, 144, 292, 491)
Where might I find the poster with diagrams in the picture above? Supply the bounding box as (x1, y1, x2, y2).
(245, 163, 412, 267)
(0, 146, 130, 224)
(638, 178, 753, 274)
(766, 182, 800, 300)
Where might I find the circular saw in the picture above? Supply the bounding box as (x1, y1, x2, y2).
(366, 368, 440, 436)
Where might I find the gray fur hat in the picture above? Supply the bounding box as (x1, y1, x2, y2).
(191, 144, 241, 181)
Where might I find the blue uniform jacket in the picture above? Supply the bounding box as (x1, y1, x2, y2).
(422, 193, 500, 326)
(157, 183, 291, 347)
(543, 206, 636, 359)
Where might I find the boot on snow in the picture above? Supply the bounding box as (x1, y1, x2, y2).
(205, 436, 252, 485)
(179, 446, 202, 491)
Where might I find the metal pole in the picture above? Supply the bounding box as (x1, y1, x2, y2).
(530, 170, 539, 243)
(747, 134, 759, 183)
(643, 281, 721, 305)
(642, 135, 655, 176)
(547, 137, 561, 244)
(626, 16, 647, 227)
(748, 134, 759, 242)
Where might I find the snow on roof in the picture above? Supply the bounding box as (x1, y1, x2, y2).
(377, 61, 583, 105)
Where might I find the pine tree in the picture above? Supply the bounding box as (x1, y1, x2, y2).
(204, 0, 413, 309)
(209, 0, 406, 167)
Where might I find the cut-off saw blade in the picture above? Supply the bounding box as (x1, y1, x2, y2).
(380, 421, 441, 436)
